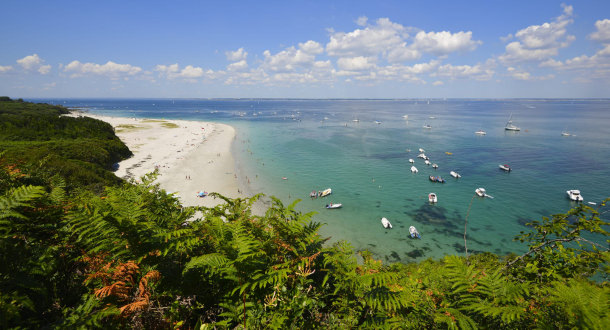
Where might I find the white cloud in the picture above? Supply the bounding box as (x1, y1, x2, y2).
(16, 54, 51, 74)
(433, 60, 495, 81)
(326, 18, 407, 58)
(65, 60, 142, 78)
(412, 31, 481, 55)
(432, 80, 444, 86)
(299, 40, 324, 55)
(262, 41, 323, 72)
(589, 19, 610, 43)
(337, 56, 376, 71)
(499, 4, 574, 63)
(539, 44, 610, 80)
(0, 65, 13, 74)
(225, 48, 248, 62)
(356, 16, 368, 26)
(227, 60, 248, 71)
(326, 17, 480, 64)
(154, 63, 205, 79)
(506, 66, 554, 81)
(386, 44, 421, 62)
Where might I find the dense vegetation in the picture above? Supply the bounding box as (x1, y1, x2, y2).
(1, 98, 608, 329)
(0, 97, 132, 192)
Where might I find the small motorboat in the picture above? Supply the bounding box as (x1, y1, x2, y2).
(450, 171, 461, 178)
(475, 188, 486, 197)
(326, 203, 343, 209)
(310, 190, 317, 198)
(425, 160, 431, 165)
(423, 124, 432, 129)
(381, 217, 393, 229)
(411, 166, 418, 173)
(505, 114, 520, 131)
(374, 120, 382, 125)
(432, 163, 438, 169)
(429, 193, 437, 203)
(419, 148, 425, 153)
(499, 164, 511, 172)
(475, 130, 487, 135)
(320, 188, 332, 197)
(429, 175, 437, 182)
(566, 190, 583, 202)
(437, 176, 445, 183)
(409, 158, 414, 163)
(417, 153, 426, 159)
(409, 226, 421, 239)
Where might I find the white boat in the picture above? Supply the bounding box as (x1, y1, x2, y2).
(423, 124, 432, 129)
(409, 158, 414, 163)
(419, 148, 425, 153)
(566, 190, 583, 202)
(409, 226, 421, 239)
(411, 166, 418, 173)
(424, 160, 431, 165)
(325, 203, 342, 209)
(429, 193, 437, 203)
(432, 163, 438, 169)
(417, 153, 426, 159)
(499, 164, 512, 172)
(561, 131, 571, 136)
(320, 188, 332, 197)
(505, 114, 521, 131)
(403, 115, 409, 119)
(475, 188, 486, 197)
(475, 130, 487, 135)
(352, 118, 360, 122)
(381, 217, 393, 229)
(450, 171, 461, 178)
(374, 120, 382, 125)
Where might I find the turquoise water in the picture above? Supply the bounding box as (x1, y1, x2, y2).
(34, 98, 610, 262)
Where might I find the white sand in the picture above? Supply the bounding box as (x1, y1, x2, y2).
(71, 113, 244, 208)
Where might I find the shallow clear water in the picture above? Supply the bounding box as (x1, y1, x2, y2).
(33, 98, 610, 263)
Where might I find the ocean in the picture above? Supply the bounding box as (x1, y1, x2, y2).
(32, 98, 610, 263)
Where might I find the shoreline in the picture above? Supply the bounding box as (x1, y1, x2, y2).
(71, 111, 252, 209)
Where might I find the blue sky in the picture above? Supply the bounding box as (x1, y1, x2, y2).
(1, 0, 609, 98)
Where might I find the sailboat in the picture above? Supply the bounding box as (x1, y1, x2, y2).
(505, 114, 520, 131)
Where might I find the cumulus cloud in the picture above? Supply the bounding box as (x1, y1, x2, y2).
(337, 56, 376, 71)
(154, 63, 205, 79)
(227, 60, 248, 71)
(225, 48, 248, 62)
(64, 60, 142, 78)
(17, 54, 51, 74)
(0, 65, 13, 74)
(433, 60, 495, 81)
(326, 18, 407, 58)
(262, 40, 323, 72)
(411, 31, 481, 55)
(499, 4, 574, 63)
(326, 17, 480, 64)
(589, 19, 610, 43)
(432, 80, 444, 86)
(506, 66, 554, 81)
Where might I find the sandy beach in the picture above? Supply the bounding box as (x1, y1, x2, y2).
(73, 113, 244, 208)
